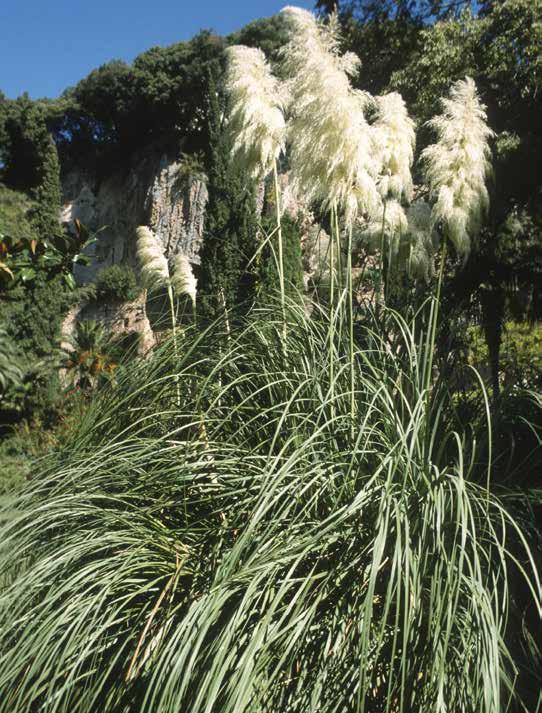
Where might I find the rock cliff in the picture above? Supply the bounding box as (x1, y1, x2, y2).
(61, 152, 208, 285)
(60, 151, 329, 346)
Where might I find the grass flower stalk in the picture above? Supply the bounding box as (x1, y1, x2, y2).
(225, 44, 287, 330)
(136, 225, 180, 404)
(281, 6, 381, 427)
(170, 253, 197, 323)
(135, 226, 169, 292)
(281, 7, 381, 227)
(421, 76, 494, 258)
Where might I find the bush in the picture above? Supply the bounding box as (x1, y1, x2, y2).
(467, 320, 542, 391)
(0, 275, 77, 427)
(93, 264, 140, 302)
(0, 184, 35, 243)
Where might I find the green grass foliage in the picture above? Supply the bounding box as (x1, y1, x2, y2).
(0, 298, 540, 712)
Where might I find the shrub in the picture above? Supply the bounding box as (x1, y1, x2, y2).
(0, 184, 35, 243)
(93, 264, 140, 302)
(0, 274, 77, 426)
(467, 320, 542, 391)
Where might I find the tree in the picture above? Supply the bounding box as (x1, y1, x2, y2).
(388, 0, 542, 398)
(227, 15, 291, 62)
(1, 96, 62, 241)
(29, 132, 62, 240)
(316, 0, 477, 21)
(54, 31, 226, 171)
(198, 71, 259, 321)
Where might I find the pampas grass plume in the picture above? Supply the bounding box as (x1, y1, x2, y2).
(170, 254, 197, 305)
(226, 45, 286, 178)
(374, 92, 415, 203)
(135, 226, 169, 291)
(405, 200, 437, 281)
(421, 76, 494, 256)
(357, 199, 408, 256)
(281, 6, 381, 227)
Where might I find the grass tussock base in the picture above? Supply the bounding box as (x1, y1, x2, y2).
(0, 299, 540, 713)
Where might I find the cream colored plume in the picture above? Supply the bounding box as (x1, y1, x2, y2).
(225, 45, 286, 178)
(405, 200, 437, 282)
(281, 6, 381, 227)
(374, 92, 415, 203)
(356, 199, 408, 256)
(421, 77, 494, 256)
(135, 226, 169, 291)
(170, 254, 197, 305)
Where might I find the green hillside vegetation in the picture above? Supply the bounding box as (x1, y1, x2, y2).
(0, 2, 541, 710)
(0, 184, 35, 242)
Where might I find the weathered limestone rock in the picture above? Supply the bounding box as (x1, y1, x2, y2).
(60, 151, 332, 344)
(61, 293, 156, 356)
(61, 152, 208, 285)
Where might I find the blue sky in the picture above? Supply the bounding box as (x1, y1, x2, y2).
(1, 0, 314, 100)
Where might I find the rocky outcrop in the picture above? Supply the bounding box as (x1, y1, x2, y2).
(61, 152, 208, 285)
(60, 151, 330, 345)
(61, 293, 156, 356)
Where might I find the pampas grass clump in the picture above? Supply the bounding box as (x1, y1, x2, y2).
(405, 199, 437, 281)
(225, 45, 286, 178)
(356, 198, 408, 256)
(421, 76, 494, 256)
(0, 300, 540, 712)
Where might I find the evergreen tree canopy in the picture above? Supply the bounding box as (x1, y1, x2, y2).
(197, 72, 259, 321)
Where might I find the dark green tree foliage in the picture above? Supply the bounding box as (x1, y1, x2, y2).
(1, 97, 62, 240)
(1, 277, 73, 362)
(0, 92, 8, 157)
(29, 133, 62, 240)
(317, 0, 477, 21)
(387, 1, 542, 384)
(235, 179, 260, 312)
(316, 2, 484, 96)
(53, 32, 226, 171)
(198, 73, 259, 320)
(0, 184, 35, 243)
(0, 275, 75, 426)
(227, 15, 291, 62)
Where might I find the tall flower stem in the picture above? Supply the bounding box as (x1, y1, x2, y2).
(333, 203, 342, 290)
(423, 239, 447, 397)
(347, 222, 355, 436)
(377, 202, 388, 317)
(272, 160, 286, 337)
(167, 283, 181, 407)
(329, 202, 336, 420)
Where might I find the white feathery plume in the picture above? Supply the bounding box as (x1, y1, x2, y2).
(421, 76, 494, 257)
(405, 200, 437, 282)
(281, 6, 381, 228)
(374, 92, 415, 203)
(170, 254, 197, 305)
(356, 199, 408, 256)
(135, 226, 169, 291)
(225, 45, 286, 178)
